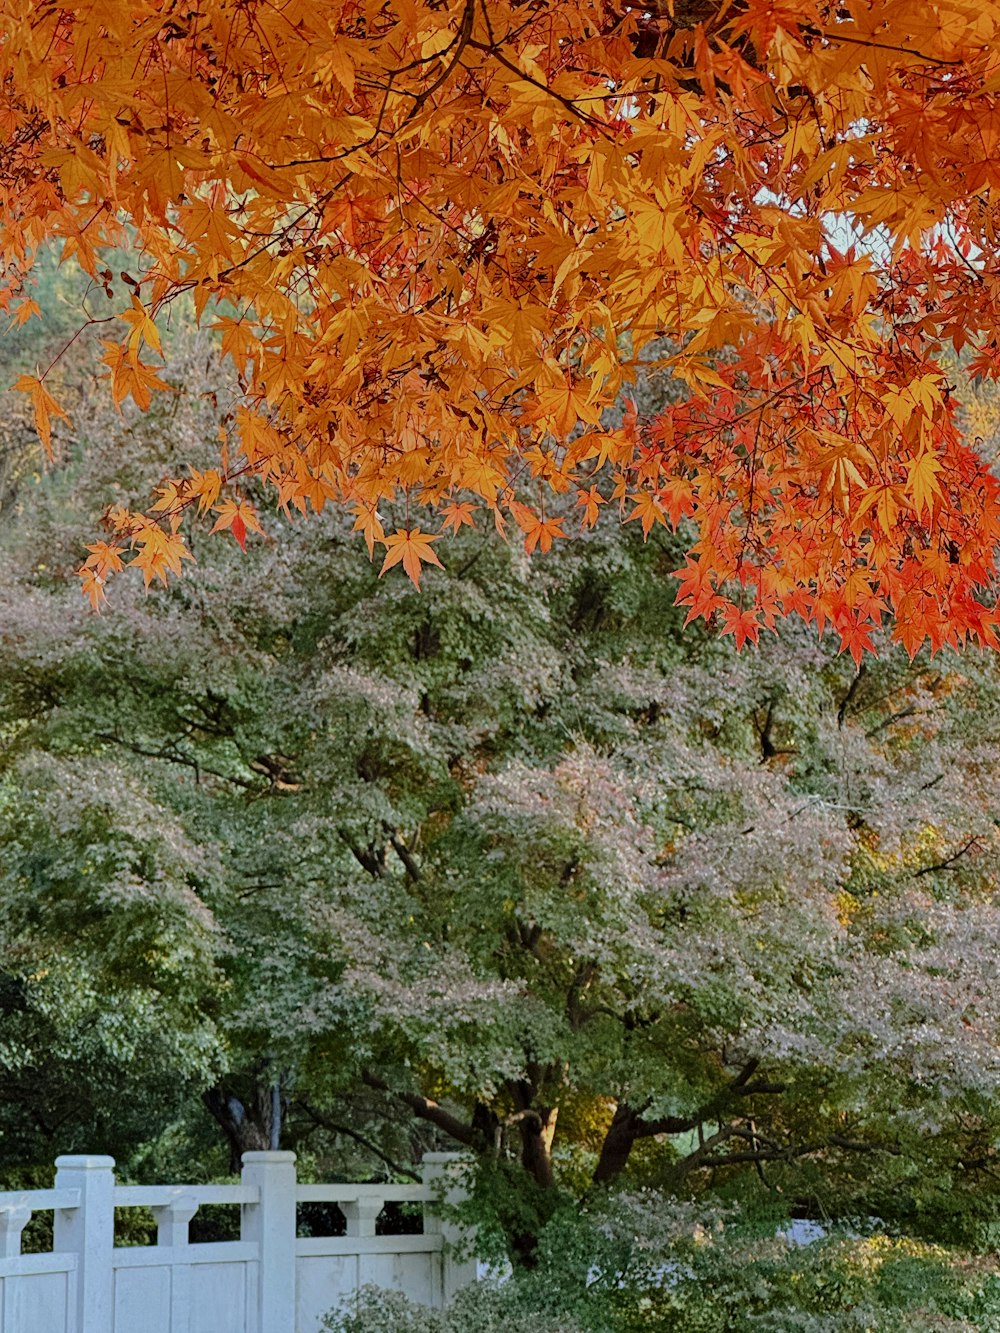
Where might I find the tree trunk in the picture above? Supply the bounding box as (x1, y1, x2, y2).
(509, 1104, 559, 1269)
(471, 1100, 501, 1154)
(517, 1105, 558, 1190)
(203, 1078, 281, 1174)
(592, 1102, 708, 1187)
(593, 1103, 640, 1185)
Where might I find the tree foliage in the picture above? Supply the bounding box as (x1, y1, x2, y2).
(0, 2, 998, 650)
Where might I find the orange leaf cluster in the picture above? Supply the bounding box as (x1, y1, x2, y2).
(2, 0, 1000, 651)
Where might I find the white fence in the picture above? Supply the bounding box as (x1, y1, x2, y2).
(0, 1151, 475, 1333)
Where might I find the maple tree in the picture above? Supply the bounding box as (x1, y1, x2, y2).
(0, 0, 999, 653)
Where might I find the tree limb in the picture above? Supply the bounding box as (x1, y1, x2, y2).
(362, 1071, 475, 1147)
(294, 1099, 420, 1180)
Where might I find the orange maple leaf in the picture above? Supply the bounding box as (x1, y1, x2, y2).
(350, 503, 386, 559)
(211, 500, 265, 551)
(837, 614, 877, 667)
(440, 500, 477, 534)
(380, 527, 444, 587)
(522, 514, 566, 554)
(719, 604, 762, 651)
(576, 485, 606, 529)
(117, 294, 162, 360)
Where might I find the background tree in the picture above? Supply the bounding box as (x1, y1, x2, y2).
(5, 336, 1000, 1258)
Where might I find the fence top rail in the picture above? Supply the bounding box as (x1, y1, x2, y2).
(296, 1183, 431, 1204)
(112, 1240, 259, 1267)
(296, 1234, 445, 1258)
(115, 1184, 259, 1208)
(0, 1253, 77, 1279)
(0, 1187, 80, 1213)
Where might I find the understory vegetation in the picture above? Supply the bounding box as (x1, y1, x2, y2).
(325, 1198, 1000, 1332)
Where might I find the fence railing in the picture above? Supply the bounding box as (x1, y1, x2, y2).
(0, 1151, 475, 1333)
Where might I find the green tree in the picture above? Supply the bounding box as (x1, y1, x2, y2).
(5, 344, 1000, 1256)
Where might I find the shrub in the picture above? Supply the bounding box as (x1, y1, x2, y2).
(323, 1194, 1000, 1333)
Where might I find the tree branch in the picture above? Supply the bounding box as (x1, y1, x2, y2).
(388, 831, 422, 882)
(837, 663, 866, 729)
(593, 1059, 788, 1185)
(95, 730, 256, 789)
(667, 1124, 740, 1183)
(362, 1071, 475, 1147)
(913, 836, 982, 877)
(294, 1099, 420, 1180)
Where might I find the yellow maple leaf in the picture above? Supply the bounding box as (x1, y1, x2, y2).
(13, 374, 69, 455)
(625, 492, 667, 538)
(117, 294, 162, 360)
(77, 541, 126, 610)
(534, 381, 601, 438)
(189, 468, 224, 515)
(130, 526, 194, 587)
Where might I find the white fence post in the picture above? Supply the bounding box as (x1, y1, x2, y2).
(53, 1155, 115, 1333)
(422, 1152, 477, 1305)
(241, 1150, 297, 1333)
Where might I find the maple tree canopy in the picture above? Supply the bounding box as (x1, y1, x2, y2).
(3, 0, 1000, 656)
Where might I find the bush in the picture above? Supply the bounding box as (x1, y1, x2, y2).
(323, 1194, 1000, 1333)
(323, 1286, 587, 1333)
